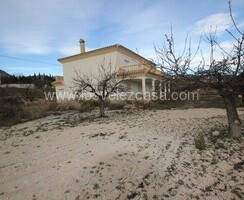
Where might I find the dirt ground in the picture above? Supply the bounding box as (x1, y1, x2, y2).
(0, 108, 243, 200)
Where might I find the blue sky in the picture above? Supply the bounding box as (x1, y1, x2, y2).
(1, 0, 244, 76)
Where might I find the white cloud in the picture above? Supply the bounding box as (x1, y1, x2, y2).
(217, 41, 234, 52)
(1, 65, 62, 76)
(190, 40, 236, 67)
(1, 32, 51, 54)
(0, 0, 103, 55)
(59, 46, 80, 56)
(195, 13, 232, 35)
(237, 21, 244, 30)
(1, 0, 243, 59)
(117, 4, 166, 35)
(58, 44, 94, 56)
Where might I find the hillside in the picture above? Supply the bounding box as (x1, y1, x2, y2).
(0, 69, 10, 77)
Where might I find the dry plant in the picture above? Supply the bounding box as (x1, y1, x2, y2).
(156, 0, 244, 137)
(72, 63, 126, 117)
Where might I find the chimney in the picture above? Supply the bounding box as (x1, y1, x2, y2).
(79, 39, 85, 53)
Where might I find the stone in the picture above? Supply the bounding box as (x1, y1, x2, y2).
(212, 131, 220, 137)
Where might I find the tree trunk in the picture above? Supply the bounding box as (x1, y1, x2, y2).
(242, 95, 244, 107)
(222, 94, 241, 138)
(99, 98, 105, 117)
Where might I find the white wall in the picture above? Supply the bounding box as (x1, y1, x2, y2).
(61, 50, 147, 96)
(55, 85, 65, 92)
(116, 52, 140, 67)
(128, 80, 142, 93)
(125, 79, 153, 93)
(62, 51, 119, 92)
(0, 84, 35, 88)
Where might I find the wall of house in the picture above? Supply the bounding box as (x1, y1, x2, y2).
(128, 79, 153, 93)
(130, 80, 142, 93)
(61, 50, 143, 94)
(116, 52, 141, 67)
(58, 49, 159, 100)
(62, 51, 119, 93)
(146, 79, 153, 92)
(0, 84, 35, 88)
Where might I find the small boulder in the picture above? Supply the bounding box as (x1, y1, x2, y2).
(212, 131, 220, 137)
(123, 104, 136, 110)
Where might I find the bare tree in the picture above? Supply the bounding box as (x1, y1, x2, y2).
(157, 0, 244, 137)
(72, 63, 126, 117)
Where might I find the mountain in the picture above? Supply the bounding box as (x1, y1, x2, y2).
(0, 69, 11, 77)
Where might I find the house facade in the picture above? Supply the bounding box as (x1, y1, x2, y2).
(53, 39, 165, 100)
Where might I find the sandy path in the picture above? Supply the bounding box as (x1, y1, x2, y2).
(0, 108, 243, 200)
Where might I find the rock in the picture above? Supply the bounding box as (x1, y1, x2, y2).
(123, 104, 136, 110)
(137, 182, 144, 189)
(178, 179, 184, 185)
(212, 131, 220, 137)
(203, 150, 213, 158)
(169, 189, 177, 196)
(233, 160, 244, 170)
(217, 183, 227, 191)
(127, 191, 139, 199)
(231, 188, 244, 199)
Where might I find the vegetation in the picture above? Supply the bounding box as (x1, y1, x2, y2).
(156, 0, 244, 137)
(0, 72, 56, 126)
(72, 63, 126, 117)
(1, 73, 55, 88)
(195, 133, 207, 151)
(0, 98, 58, 126)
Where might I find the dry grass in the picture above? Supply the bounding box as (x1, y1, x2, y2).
(0, 99, 58, 126)
(1, 91, 243, 127)
(21, 100, 58, 119)
(79, 100, 100, 112)
(57, 100, 81, 111)
(106, 100, 126, 110)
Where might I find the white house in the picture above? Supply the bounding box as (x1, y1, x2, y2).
(53, 39, 165, 99)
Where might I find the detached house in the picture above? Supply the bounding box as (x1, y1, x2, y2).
(53, 39, 165, 99)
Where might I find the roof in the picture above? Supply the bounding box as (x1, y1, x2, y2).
(58, 44, 156, 66)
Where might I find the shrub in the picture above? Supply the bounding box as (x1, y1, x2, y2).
(208, 122, 229, 143)
(57, 100, 81, 111)
(0, 99, 58, 126)
(107, 100, 126, 110)
(0, 87, 47, 100)
(195, 133, 207, 151)
(21, 100, 57, 119)
(79, 100, 100, 113)
(0, 86, 58, 126)
(134, 100, 152, 109)
(0, 97, 23, 121)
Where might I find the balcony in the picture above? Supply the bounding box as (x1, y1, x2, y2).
(117, 64, 164, 77)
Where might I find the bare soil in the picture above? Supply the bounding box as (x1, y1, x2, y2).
(0, 108, 243, 200)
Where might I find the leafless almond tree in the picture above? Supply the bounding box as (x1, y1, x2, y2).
(72, 63, 126, 117)
(157, 0, 243, 137)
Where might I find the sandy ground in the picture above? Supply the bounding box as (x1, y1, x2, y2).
(0, 108, 244, 200)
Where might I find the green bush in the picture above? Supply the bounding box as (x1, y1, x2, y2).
(195, 133, 207, 151)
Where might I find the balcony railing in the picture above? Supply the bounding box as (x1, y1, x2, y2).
(117, 64, 164, 77)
